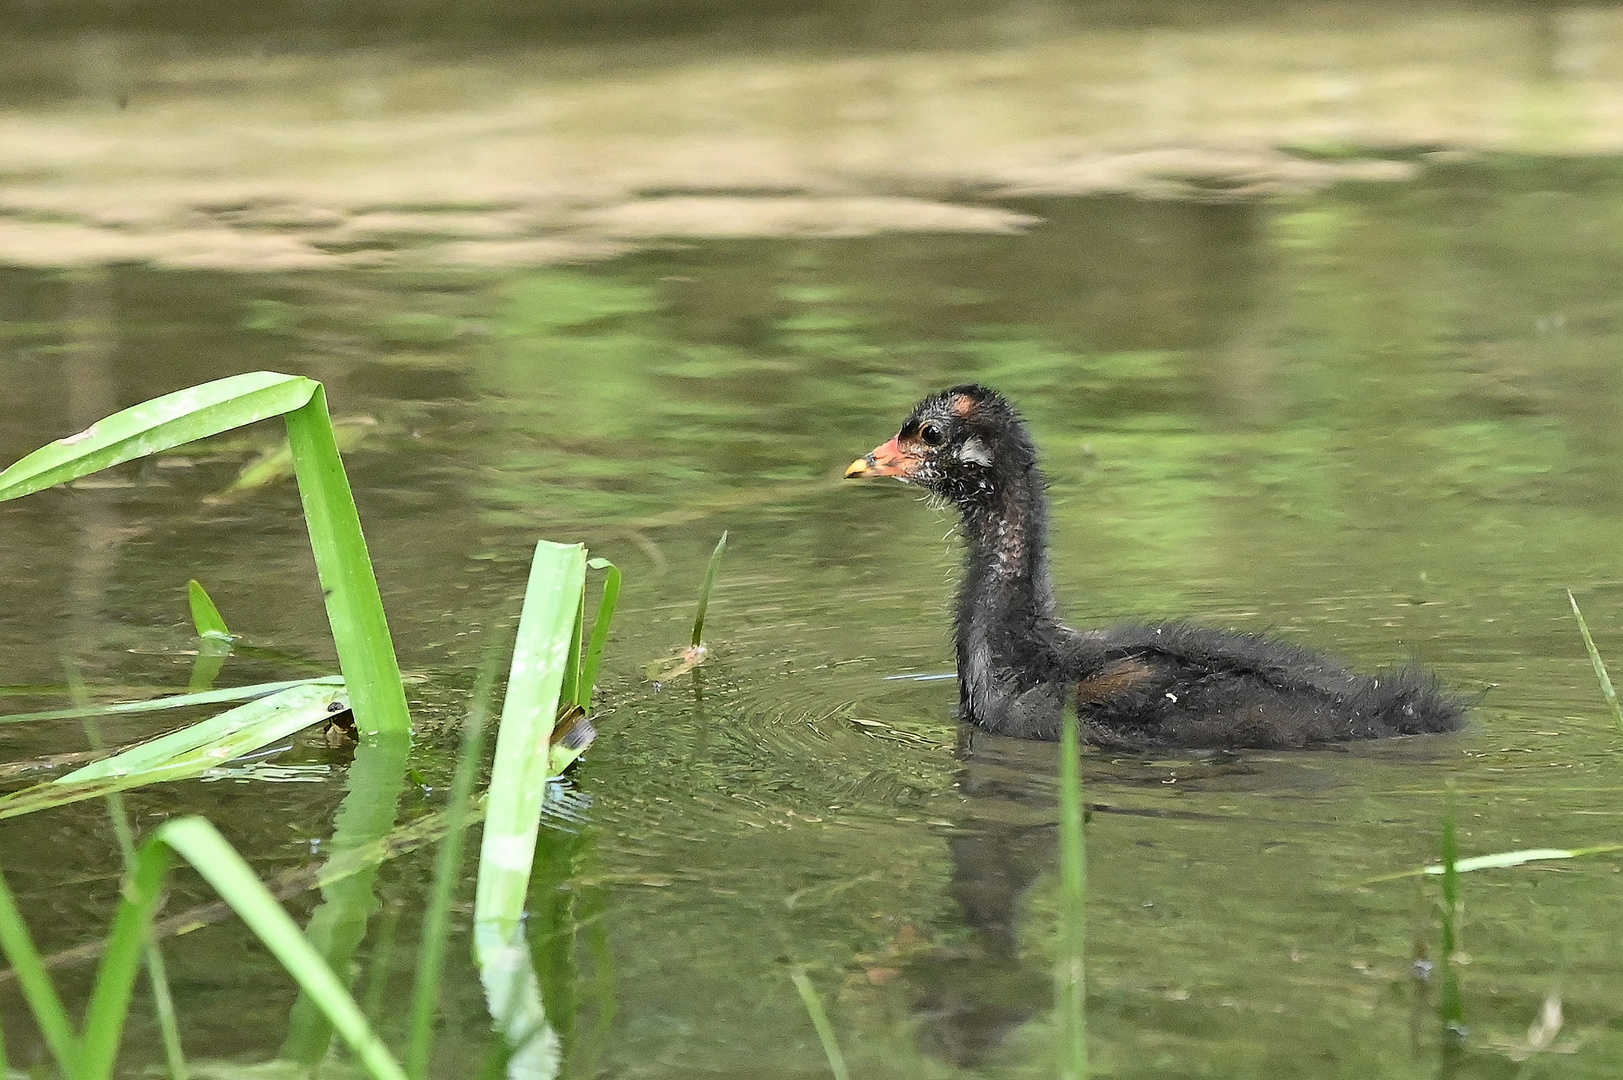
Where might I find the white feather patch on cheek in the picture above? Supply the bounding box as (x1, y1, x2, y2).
(957, 437, 993, 467)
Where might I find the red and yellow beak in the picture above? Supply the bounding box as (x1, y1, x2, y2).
(845, 436, 914, 479)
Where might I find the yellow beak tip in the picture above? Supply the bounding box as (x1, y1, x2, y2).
(845, 458, 872, 478)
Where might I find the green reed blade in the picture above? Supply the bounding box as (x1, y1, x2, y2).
(0, 369, 406, 739)
(580, 558, 622, 714)
(475, 539, 586, 1077)
(186, 579, 231, 640)
(0, 371, 317, 502)
(1567, 590, 1623, 735)
(0, 865, 81, 1075)
(789, 968, 849, 1080)
(286, 386, 411, 739)
(1057, 702, 1087, 1079)
(691, 531, 728, 647)
(0, 676, 342, 725)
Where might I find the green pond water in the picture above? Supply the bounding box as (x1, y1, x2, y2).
(5, 157, 1623, 1076)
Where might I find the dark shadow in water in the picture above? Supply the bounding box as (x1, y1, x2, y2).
(905, 724, 1456, 1067)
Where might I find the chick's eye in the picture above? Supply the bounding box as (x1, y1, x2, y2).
(918, 422, 945, 446)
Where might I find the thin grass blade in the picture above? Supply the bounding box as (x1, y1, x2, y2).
(0, 685, 345, 820)
(285, 387, 412, 739)
(1568, 590, 1623, 734)
(66, 661, 189, 1080)
(560, 581, 585, 712)
(580, 558, 621, 713)
(691, 531, 728, 647)
(78, 840, 175, 1080)
(153, 818, 409, 1080)
(1057, 702, 1087, 1079)
(1438, 788, 1465, 1036)
(789, 968, 849, 1080)
(0, 372, 317, 502)
(407, 649, 501, 1080)
(1362, 841, 1623, 884)
(0, 866, 81, 1075)
(12, 799, 491, 982)
(0, 676, 342, 725)
(1431, 848, 1577, 874)
(57, 681, 346, 783)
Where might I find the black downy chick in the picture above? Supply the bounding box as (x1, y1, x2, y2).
(845, 384, 1464, 749)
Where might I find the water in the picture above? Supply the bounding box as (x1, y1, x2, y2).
(5, 18, 1623, 1076)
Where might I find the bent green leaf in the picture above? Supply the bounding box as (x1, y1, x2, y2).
(0, 371, 317, 502)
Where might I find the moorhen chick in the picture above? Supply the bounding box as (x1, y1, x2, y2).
(845, 384, 1464, 748)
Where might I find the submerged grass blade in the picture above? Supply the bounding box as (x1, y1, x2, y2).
(0, 372, 318, 502)
(1362, 842, 1623, 885)
(1438, 789, 1465, 1037)
(56, 682, 347, 784)
(281, 732, 411, 1063)
(1057, 702, 1087, 1079)
(186, 646, 229, 695)
(691, 531, 728, 647)
(0, 684, 345, 820)
(186, 579, 231, 640)
(285, 386, 411, 740)
(476, 540, 586, 1077)
(1567, 590, 1623, 735)
(789, 968, 849, 1080)
(143, 936, 188, 1080)
(1430, 848, 1578, 874)
(407, 650, 500, 1080)
(68, 662, 189, 1080)
(12, 799, 490, 982)
(0, 675, 343, 725)
(580, 558, 622, 714)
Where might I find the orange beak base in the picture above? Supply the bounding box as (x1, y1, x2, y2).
(845, 436, 913, 479)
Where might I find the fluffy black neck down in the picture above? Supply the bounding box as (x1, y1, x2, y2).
(953, 424, 1463, 748)
(850, 384, 1466, 749)
(953, 443, 1072, 741)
